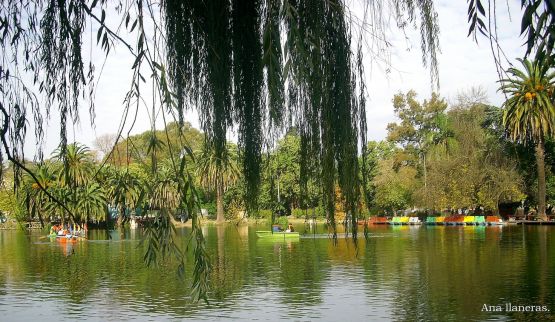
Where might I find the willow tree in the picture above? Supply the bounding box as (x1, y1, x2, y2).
(499, 56, 555, 221)
(468, 0, 555, 77)
(164, 0, 439, 235)
(1, 0, 440, 301)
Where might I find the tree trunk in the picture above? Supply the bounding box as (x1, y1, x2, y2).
(38, 210, 44, 228)
(536, 138, 548, 221)
(117, 205, 124, 227)
(105, 206, 112, 228)
(117, 215, 123, 227)
(216, 183, 225, 224)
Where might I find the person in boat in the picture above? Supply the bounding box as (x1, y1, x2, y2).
(272, 224, 283, 232)
(286, 223, 294, 232)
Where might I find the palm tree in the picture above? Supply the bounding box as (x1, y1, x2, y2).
(23, 165, 56, 227)
(52, 142, 94, 187)
(44, 185, 72, 225)
(499, 56, 555, 220)
(77, 183, 107, 224)
(196, 144, 239, 224)
(52, 142, 95, 223)
(149, 162, 180, 210)
(106, 168, 142, 227)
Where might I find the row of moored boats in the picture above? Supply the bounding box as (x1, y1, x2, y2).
(359, 215, 505, 226)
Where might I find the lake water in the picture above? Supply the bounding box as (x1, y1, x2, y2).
(0, 224, 554, 321)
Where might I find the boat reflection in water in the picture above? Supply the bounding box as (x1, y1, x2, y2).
(0, 224, 552, 321)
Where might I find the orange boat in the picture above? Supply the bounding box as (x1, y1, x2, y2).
(445, 215, 464, 225)
(56, 235, 79, 243)
(368, 216, 388, 225)
(486, 215, 504, 225)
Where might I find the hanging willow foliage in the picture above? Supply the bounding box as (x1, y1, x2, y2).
(0, 0, 96, 218)
(232, 0, 265, 212)
(1, 0, 440, 222)
(1, 0, 440, 302)
(162, 0, 440, 230)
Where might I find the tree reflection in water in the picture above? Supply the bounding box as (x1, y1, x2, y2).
(0, 225, 554, 320)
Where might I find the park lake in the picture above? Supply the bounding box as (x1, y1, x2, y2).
(1, 223, 554, 321)
(1, 1, 555, 321)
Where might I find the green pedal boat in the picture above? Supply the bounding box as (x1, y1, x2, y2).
(256, 230, 300, 239)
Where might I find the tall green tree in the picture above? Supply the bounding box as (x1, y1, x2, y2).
(52, 143, 94, 188)
(257, 130, 321, 215)
(77, 183, 107, 224)
(269, 132, 301, 215)
(360, 141, 395, 212)
(196, 144, 239, 223)
(106, 168, 142, 227)
(22, 165, 56, 227)
(499, 56, 555, 220)
(387, 91, 451, 199)
(423, 101, 524, 212)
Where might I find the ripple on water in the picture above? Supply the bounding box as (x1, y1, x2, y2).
(1, 226, 555, 321)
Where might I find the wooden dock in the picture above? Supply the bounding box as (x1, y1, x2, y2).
(26, 222, 43, 230)
(516, 220, 555, 225)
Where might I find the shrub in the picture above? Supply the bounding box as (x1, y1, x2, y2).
(290, 207, 328, 219)
(274, 216, 289, 226)
(257, 209, 272, 220)
(291, 208, 305, 218)
(200, 202, 217, 219)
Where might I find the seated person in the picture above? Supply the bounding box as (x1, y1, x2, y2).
(286, 223, 294, 232)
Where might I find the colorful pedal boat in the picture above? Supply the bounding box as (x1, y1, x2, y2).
(256, 230, 300, 239)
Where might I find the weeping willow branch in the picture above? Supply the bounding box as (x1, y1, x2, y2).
(0, 103, 76, 222)
(1, 0, 441, 303)
(161, 0, 440, 235)
(466, 0, 555, 79)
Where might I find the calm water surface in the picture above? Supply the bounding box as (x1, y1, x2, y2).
(0, 224, 554, 321)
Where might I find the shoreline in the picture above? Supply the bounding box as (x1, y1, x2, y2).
(172, 216, 327, 228)
(0, 217, 328, 230)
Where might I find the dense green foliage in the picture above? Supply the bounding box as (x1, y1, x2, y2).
(368, 89, 527, 214)
(2, 86, 552, 223)
(498, 56, 555, 219)
(196, 143, 240, 223)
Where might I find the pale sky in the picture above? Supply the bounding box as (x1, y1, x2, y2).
(23, 0, 524, 159)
